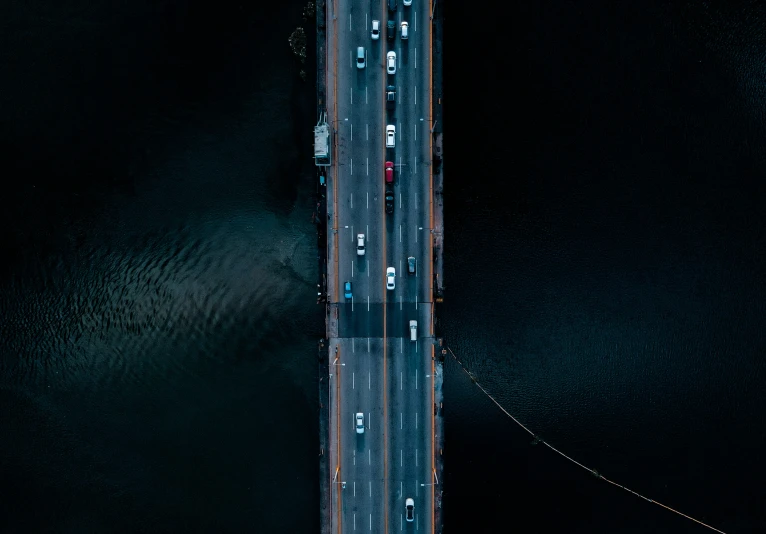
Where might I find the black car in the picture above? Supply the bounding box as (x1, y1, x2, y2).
(388, 0, 397, 13)
(386, 85, 396, 110)
(385, 189, 394, 214)
(407, 256, 416, 274)
(387, 20, 395, 41)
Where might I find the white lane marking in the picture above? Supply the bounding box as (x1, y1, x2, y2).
(415, 155, 417, 170)
(367, 296, 370, 311)
(366, 157, 369, 175)
(414, 192, 418, 208)
(415, 411, 418, 427)
(414, 10, 417, 32)
(349, 14, 352, 31)
(354, 482, 356, 497)
(399, 192, 403, 209)
(400, 295, 403, 311)
(401, 413, 403, 430)
(351, 193, 353, 209)
(366, 191, 369, 209)
(400, 371, 403, 390)
(366, 13, 368, 29)
(415, 47, 417, 69)
(366, 86, 368, 104)
(400, 448, 403, 465)
(401, 481, 403, 498)
(398, 85, 401, 103)
(415, 85, 417, 107)
(366, 123, 369, 140)
(350, 50, 352, 68)
(369, 480, 372, 496)
(353, 372, 355, 389)
(352, 260, 354, 278)
(351, 123, 353, 141)
(398, 121, 401, 140)
(400, 338, 403, 353)
(415, 369, 418, 389)
(415, 448, 418, 466)
(370, 514, 372, 531)
(368, 447, 371, 465)
(350, 158, 353, 175)
(352, 338, 355, 353)
(399, 259, 402, 275)
(369, 372, 371, 389)
(399, 155, 402, 176)
(399, 225, 402, 243)
(368, 338, 370, 352)
(415, 124, 417, 141)
(351, 87, 353, 105)
(416, 340, 418, 353)
(354, 450, 356, 465)
(351, 225, 354, 241)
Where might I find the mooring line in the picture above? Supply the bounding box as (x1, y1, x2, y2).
(447, 347, 727, 534)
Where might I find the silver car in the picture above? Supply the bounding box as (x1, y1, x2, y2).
(356, 413, 365, 434)
(386, 51, 396, 75)
(405, 498, 414, 522)
(386, 267, 396, 290)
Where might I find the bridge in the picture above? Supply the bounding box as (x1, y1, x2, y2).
(315, 0, 445, 531)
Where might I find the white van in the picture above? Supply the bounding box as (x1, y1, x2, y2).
(409, 320, 417, 341)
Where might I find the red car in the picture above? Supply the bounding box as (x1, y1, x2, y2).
(385, 161, 394, 183)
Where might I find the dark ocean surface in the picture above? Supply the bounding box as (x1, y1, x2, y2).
(1, 1, 765, 533)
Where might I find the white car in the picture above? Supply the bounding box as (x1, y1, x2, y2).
(357, 234, 365, 256)
(386, 51, 396, 75)
(405, 498, 414, 522)
(371, 20, 380, 40)
(400, 21, 408, 40)
(356, 413, 365, 434)
(386, 267, 396, 290)
(403, 0, 412, 6)
(386, 125, 395, 148)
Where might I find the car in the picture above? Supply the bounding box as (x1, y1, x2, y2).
(371, 20, 380, 40)
(386, 51, 396, 75)
(357, 233, 365, 256)
(404, 0, 412, 6)
(387, 19, 395, 41)
(386, 125, 395, 148)
(356, 46, 365, 69)
(385, 188, 394, 214)
(400, 21, 408, 40)
(405, 498, 414, 522)
(407, 256, 416, 274)
(386, 85, 396, 110)
(385, 161, 394, 183)
(356, 413, 365, 434)
(388, 0, 397, 12)
(386, 267, 396, 290)
(344, 281, 352, 299)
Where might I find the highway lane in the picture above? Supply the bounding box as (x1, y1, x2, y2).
(329, 0, 433, 531)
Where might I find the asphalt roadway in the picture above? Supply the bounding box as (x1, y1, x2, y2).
(326, 0, 435, 531)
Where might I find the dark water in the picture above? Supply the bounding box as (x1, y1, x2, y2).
(1, 0, 764, 533)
